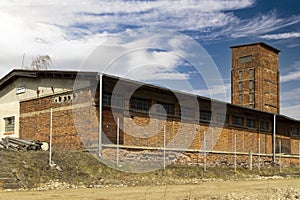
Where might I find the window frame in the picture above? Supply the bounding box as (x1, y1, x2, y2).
(4, 116, 15, 133)
(232, 115, 244, 127)
(130, 97, 151, 112)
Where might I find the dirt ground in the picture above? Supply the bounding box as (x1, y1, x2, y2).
(1, 178, 300, 200)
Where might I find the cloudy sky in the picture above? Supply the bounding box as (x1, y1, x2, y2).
(0, 0, 300, 119)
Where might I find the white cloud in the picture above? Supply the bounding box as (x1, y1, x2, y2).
(259, 32, 300, 40)
(281, 70, 300, 83)
(281, 104, 300, 120)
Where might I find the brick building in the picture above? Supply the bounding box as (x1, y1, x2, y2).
(1, 43, 300, 164)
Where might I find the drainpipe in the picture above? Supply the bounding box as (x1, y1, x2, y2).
(273, 114, 276, 163)
(98, 73, 103, 158)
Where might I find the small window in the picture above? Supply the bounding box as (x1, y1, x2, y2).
(246, 118, 256, 128)
(157, 102, 174, 115)
(260, 120, 269, 131)
(200, 110, 211, 122)
(239, 82, 243, 90)
(232, 116, 243, 126)
(239, 94, 243, 104)
(250, 80, 254, 90)
(239, 71, 242, 79)
(130, 97, 150, 111)
(179, 106, 194, 119)
(239, 55, 252, 63)
(249, 69, 254, 77)
(4, 116, 15, 132)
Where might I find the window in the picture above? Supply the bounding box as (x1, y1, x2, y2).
(239, 55, 252, 63)
(216, 113, 228, 124)
(260, 120, 269, 131)
(290, 127, 299, 136)
(4, 116, 15, 132)
(179, 106, 194, 119)
(157, 102, 174, 115)
(239, 71, 242, 79)
(239, 94, 243, 104)
(250, 93, 254, 103)
(249, 80, 254, 90)
(249, 69, 254, 77)
(200, 110, 211, 122)
(232, 116, 243, 126)
(239, 82, 243, 90)
(246, 118, 256, 128)
(102, 93, 123, 107)
(130, 97, 150, 111)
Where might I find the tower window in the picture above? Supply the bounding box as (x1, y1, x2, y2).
(250, 80, 254, 90)
(239, 82, 243, 90)
(239, 71, 242, 79)
(249, 69, 254, 77)
(239, 55, 252, 63)
(250, 93, 254, 103)
(239, 94, 243, 104)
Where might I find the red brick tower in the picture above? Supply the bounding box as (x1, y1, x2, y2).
(231, 43, 280, 114)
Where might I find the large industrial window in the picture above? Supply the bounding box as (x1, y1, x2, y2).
(102, 93, 123, 107)
(200, 110, 211, 122)
(4, 116, 15, 132)
(216, 113, 228, 124)
(232, 116, 243, 126)
(156, 102, 174, 115)
(179, 106, 194, 119)
(130, 97, 151, 112)
(290, 127, 299, 136)
(260, 120, 269, 131)
(246, 118, 256, 128)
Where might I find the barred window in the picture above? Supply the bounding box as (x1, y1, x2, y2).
(232, 116, 243, 126)
(250, 80, 254, 90)
(239, 82, 243, 90)
(200, 110, 211, 122)
(246, 118, 256, 128)
(130, 97, 151, 111)
(156, 102, 174, 115)
(249, 69, 254, 77)
(260, 120, 269, 131)
(239, 71, 242, 79)
(4, 116, 15, 132)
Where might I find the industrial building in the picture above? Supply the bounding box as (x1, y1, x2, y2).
(0, 42, 299, 166)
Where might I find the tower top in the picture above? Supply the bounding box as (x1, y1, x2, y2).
(230, 42, 281, 53)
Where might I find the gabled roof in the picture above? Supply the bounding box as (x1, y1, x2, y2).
(230, 42, 281, 53)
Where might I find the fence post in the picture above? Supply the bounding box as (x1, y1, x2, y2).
(163, 125, 166, 170)
(49, 108, 53, 166)
(116, 117, 120, 167)
(279, 140, 282, 173)
(249, 150, 253, 171)
(234, 133, 237, 173)
(204, 131, 207, 171)
(258, 137, 261, 171)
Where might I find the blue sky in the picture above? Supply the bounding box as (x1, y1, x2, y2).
(0, 0, 300, 119)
